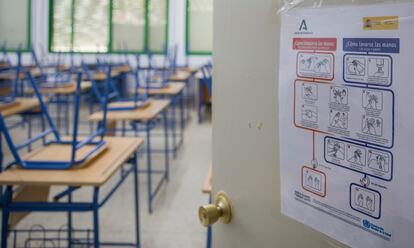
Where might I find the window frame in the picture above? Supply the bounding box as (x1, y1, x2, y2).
(48, 0, 169, 54)
(185, 0, 212, 56)
(1, 0, 32, 52)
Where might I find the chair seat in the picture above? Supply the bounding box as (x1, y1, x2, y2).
(108, 100, 150, 111)
(22, 142, 107, 168)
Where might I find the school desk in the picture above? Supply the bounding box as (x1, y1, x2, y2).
(36, 81, 92, 135)
(0, 136, 143, 248)
(89, 99, 170, 214)
(138, 83, 186, 158)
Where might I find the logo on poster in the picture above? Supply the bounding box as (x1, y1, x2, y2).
(362, 219, 392, 238)
(295, 19, 313, 35)
(299, 19, 308, 31)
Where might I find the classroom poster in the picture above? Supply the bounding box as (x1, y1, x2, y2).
(279, 3, 414, 247)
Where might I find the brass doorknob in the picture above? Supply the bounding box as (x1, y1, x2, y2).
(199, 191, 233, 227)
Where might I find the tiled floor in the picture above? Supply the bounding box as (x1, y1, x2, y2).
(1, 106, 212, 247)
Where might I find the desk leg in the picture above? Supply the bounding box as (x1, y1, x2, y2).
(65, 95, 70, 135)
(0, 135, 2, 204)
(163, 111, 170, 182)
(92, 187, 100, 248)
(122, 121, 126, 137)
(88, 91, 94, 134)
(67, 189, 73, 248)
(57, 95, 62, 132)
(186, 79, 191, 122)
(133, 152, 141, 248)
(198, 79, 203, 123)
(0, 132, 3, 170)
(1, 186, 12, 248)
(172, 96, 177, 159)
(179, 91, 185, 143)
(146, 123, 153, 214)
(27, 117, 32, 152)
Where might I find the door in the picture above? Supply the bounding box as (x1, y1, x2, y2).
(208, 0, 406, 247)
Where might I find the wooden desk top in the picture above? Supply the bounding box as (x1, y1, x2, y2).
(0, 68, 42, 80)
(113, 65, 132, 74)
(138, 82, 185, 96)
(0, 137, 143, 186)
(92, 71, 121, 81)
(0, 98, 41, 117)
(170, 71, 192, 82)
(38, 81, 91, 95)
(23, 142, 107, 163)
(178, 66, 200, 74)
(89, 99, 170, 122)
(202, 165, 212, 194)
(0, 63, 11, 70)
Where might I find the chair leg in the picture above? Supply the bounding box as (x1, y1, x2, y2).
(1, 187, 12, 248)
(92, 188, 100, 248)
(146, 123, 153, 214)
(133, 153, 141, 248)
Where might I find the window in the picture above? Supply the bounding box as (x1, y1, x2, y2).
(148, 0, 168, 53)
(49, 0, 71, 52)
(112, 0, 146, 52)
(186, 0, 213, 55)
(0, 0, 31, 51)
(73, 0, 109, 52)
(48, 0, 168, 53)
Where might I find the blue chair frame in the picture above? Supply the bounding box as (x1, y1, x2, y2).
(107, 65, 149, 111)
(0, 43, 11, 69)
(198, 62, 213, 123)
(139, 51, 171, 89)
(0, 71, 109, 170)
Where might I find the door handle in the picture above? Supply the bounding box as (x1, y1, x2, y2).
(199, 191, 233, 227)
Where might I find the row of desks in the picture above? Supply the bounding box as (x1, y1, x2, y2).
(0, 95, 144, 247)
(0, 65, 198, 247)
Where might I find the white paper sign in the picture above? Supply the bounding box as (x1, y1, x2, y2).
(279, 3, 414, 247)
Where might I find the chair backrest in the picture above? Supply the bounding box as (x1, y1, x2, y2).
(30, 47, 45, 75)
(0, 78, 16, 103)
(82, 62, 120, 103)
(0, 42, 11, 66)
(201, 62, 213, 94)
(131, 61, 148, 102)
(70, 71, 109, 163)
(142, 50, 170, 89)
(167, 45, 178, 74)
(0, 70, 110, 169)
(0, 71, 61, 168)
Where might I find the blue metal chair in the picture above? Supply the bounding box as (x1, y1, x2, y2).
(167, 45, 178, 75)
(198, 62, 213, 123)
(107, 63, 149, 111)
(0, 71, 110, 170)
(140, 50, 171, 89)
(82, 62, 120, 103)
(0, 75, 16, 104)
(0, 42, 12, 70)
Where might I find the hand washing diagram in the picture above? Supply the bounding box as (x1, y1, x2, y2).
(363, 90, 383, 110)
(362, 116, 383, 136)
(330, 87, 348, 105)
(302, 83, 318, 101)
(327, 139, 345, 160)
(347, 57, 366, 76)
(279, 4, 414, 247)
(344, 54, 392, 86)
(330, 110, 348, 129)
(347, 145, 366, 166)
(297, 52, 334, 80)
(302, 105, 318, 122)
